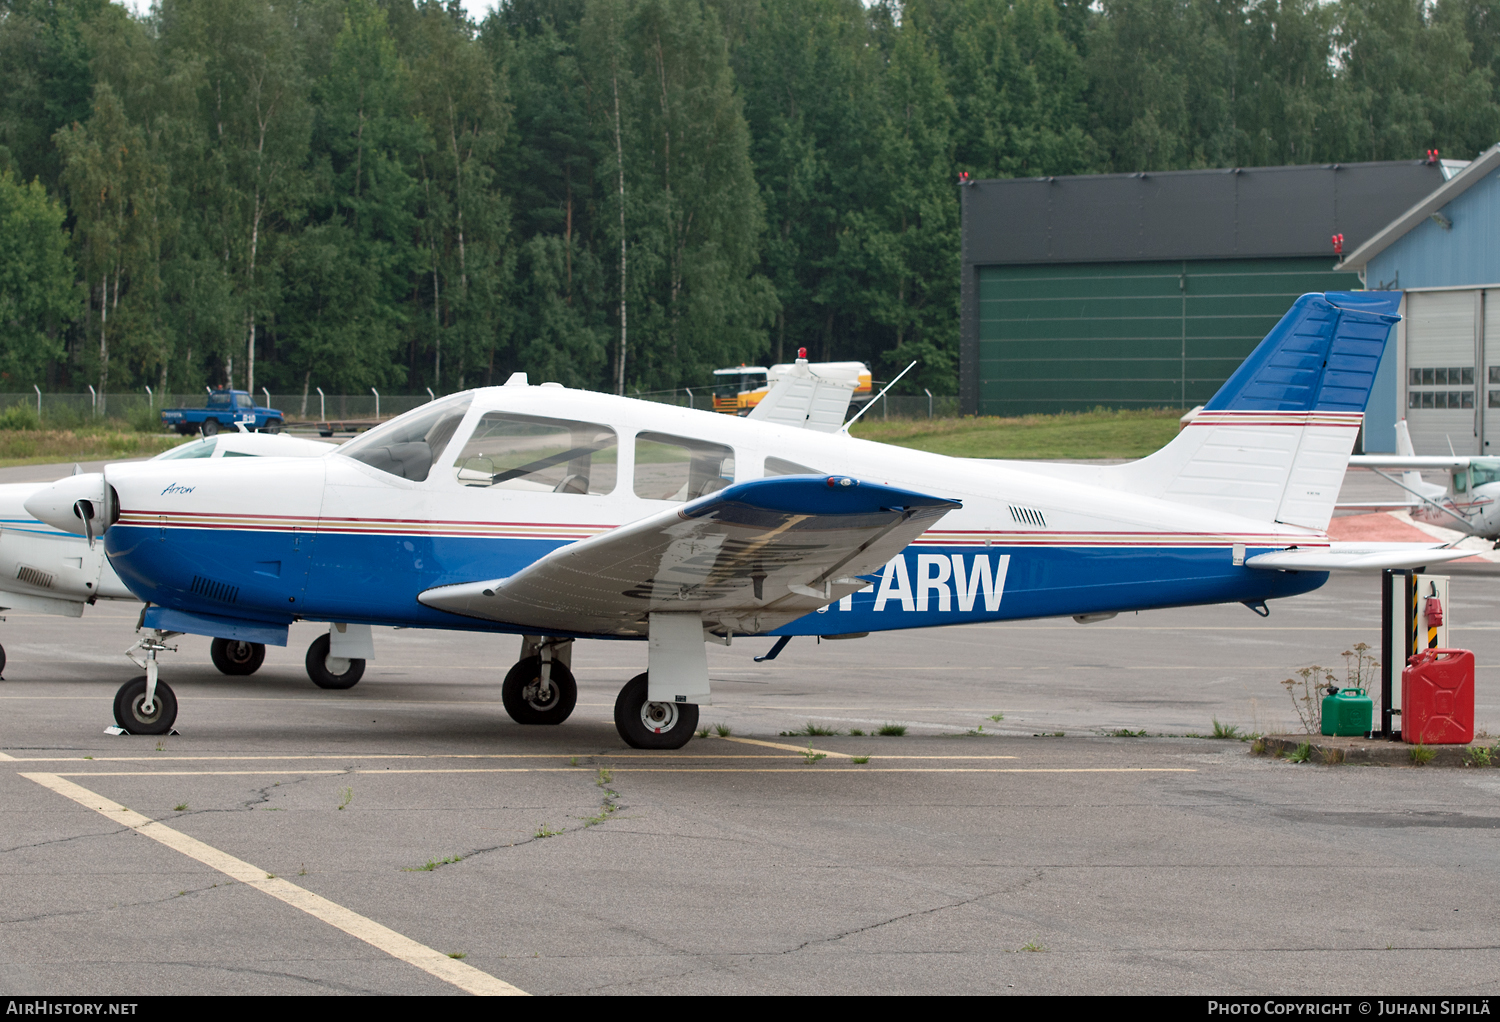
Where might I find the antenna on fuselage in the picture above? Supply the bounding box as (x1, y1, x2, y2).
(840, 361, 917, 433)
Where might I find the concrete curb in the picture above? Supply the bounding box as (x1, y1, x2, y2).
(1256, 733, 1498, 768)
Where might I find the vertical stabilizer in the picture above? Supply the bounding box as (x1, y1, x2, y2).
(1116, 291, 1402, 530)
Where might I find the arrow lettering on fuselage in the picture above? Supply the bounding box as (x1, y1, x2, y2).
(866, 552, 1011, 612)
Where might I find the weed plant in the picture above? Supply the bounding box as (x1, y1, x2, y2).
(1286, 742, 1313, 763)
(1464, 745, 1494, 768)
(1409, 745, 1436, 766)
(1211, 718, 1242, 739)
(877, 723, 907, 736)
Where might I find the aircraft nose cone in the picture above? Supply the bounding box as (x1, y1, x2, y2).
(23, 472, 106, 535)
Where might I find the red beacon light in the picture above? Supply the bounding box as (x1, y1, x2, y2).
(797, 347, 807, 360)
(1331, 233, 1344, 255)
(1426, 148, 1440, 165)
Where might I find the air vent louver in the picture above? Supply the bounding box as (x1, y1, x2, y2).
(17, 565, 54, 589)
(191, 575, 239, 604)
(1009, 505, 1047, 528)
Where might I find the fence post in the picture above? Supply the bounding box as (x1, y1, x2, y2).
(425, 387, 434, 403)
(924, 388, 932, 419)
(33, 384, 41, 417)
(685, 387, 694, 410)
(371, 387, 380, 419)
(262, 387, 271, 410)
(87, 385, 96, 415)
(316, 387, 325, 421)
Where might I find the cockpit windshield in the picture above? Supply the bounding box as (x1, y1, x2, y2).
(1470, 460, 1500, 488)
(336, 393, 474, 482)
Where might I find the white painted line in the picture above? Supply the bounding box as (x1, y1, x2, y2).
(0, 750, 14, 761)
(20, 772, 527, 997)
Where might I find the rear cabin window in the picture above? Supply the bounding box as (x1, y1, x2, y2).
(764, 456, 821, 477)
(236, 394, 254, 409)
(453, 413, 617, 494)
(338, 394, 473, 482)
(634, 432, 734, 501)
(207, 393, 231, 409)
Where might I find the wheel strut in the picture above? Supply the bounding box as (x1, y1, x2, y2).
(126, 630, 179, 716)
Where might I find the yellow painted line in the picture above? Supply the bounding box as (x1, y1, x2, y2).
(4, 752, 1020, 763)
(717, 735, 849, 758)
(20, 772, 526, 997)
(51, 767, 1195, 777)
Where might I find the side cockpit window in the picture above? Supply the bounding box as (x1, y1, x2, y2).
(454, 413, 617, 494)
(634, 433, 734, 501)
(338, 394, 474, 482)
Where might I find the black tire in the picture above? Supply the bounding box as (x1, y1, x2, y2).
(113, 675, 177, 735)
(261, 418, 283, 434)
(200, 418, 220, 437)
(501, 656, 578, 725)
(0, 642, 6, 677)
(305, 633, 364, 689)
(210, 638, 265, 676)
(613, 672, 698, 750)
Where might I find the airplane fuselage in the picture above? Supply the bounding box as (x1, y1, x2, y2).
(100, 387, 1330, 640)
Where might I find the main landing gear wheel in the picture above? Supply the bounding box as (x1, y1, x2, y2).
(613, 672, 698, 750)
(305, 633, 364, 690)
(0, 642, 6, 678)
(113, 675, 177, 735)
(501, 656, 578, 725)
(210, 638, 265, 676)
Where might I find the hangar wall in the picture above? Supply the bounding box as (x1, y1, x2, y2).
(977, 257, 1360, 415)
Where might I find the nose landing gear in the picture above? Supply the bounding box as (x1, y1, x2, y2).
(115, 631, 180, 735)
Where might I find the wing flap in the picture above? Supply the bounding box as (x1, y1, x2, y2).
(418, 475, 960, 636)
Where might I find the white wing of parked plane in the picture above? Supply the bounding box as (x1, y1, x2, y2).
(1246, 543, 1472, 571)
(418, 475, 959, 637)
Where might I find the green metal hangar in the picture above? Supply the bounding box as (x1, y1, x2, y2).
(957, 160, 1450, 451)
(1336, 144, 1500, 456)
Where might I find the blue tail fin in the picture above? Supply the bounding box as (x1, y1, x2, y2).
(1203, 291, 1401, 413)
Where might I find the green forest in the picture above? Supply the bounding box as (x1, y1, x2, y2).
(1, 0, 1498, 401)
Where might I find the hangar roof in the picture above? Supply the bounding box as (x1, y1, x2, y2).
(964, 160, 1451, 266)
(1335, 143, 1500, 273)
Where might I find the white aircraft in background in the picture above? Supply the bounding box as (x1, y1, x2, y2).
(1344, 420, 1500, 543)
(0, 431, 332, 678)
(26, 291, 1470, 745)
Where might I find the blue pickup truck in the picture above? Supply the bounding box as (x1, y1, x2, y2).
(161, 390, 285, 436)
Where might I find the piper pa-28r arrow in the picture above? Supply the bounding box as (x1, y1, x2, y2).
(25, 290, 1468, 747)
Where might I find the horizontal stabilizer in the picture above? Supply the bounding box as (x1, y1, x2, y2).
(1246, 543, 1471, 572)
(1348, 455, 1469, 470)
(419, 475, 960, 637)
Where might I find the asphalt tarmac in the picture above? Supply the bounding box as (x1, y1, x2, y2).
(4, 569, 1500, 996)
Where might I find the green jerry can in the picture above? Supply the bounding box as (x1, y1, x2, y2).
(1321, 687, 1373, 737)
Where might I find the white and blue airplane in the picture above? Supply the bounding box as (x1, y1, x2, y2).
(24, 291, 1467, 747)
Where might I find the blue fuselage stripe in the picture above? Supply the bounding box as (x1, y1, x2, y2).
(105, 525, 1326, 637)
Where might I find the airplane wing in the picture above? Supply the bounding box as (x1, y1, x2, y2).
(418, 475, 960, 636)
(1246, 543, 1473, 571)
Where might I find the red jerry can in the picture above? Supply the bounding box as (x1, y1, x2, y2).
(1401, 649, 1475, 745)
